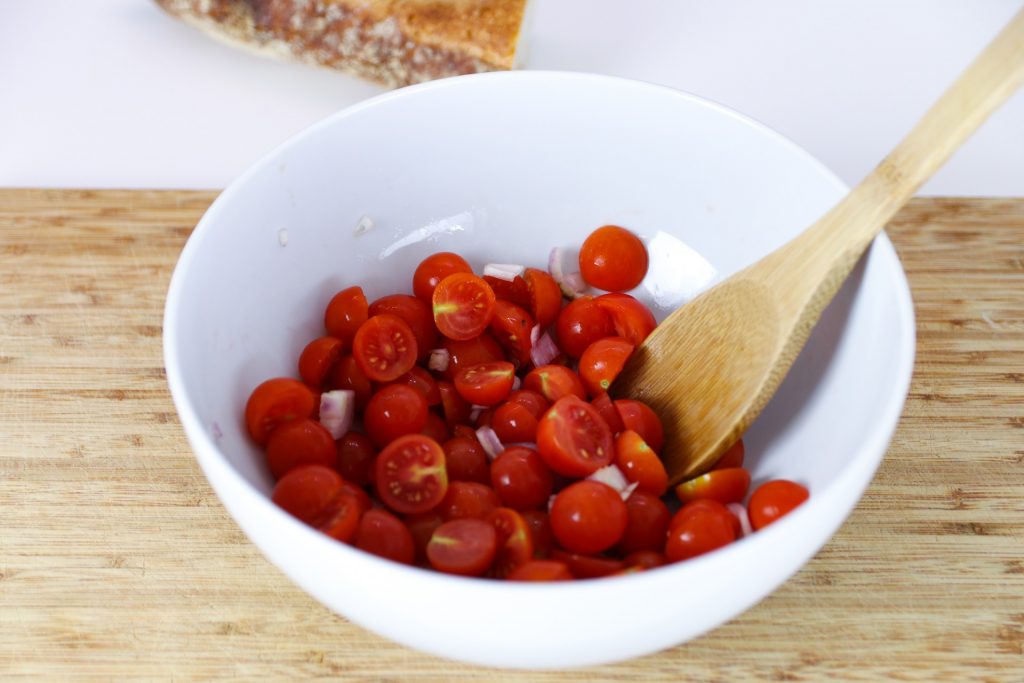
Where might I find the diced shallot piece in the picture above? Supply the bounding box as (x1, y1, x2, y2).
(428, 348, 450, 372)
(530, 329, 560, 368)
(548, 246, 590, 299)
(483, 263, 526, 281)
(587, 464, 630, 494)
(727, 503, 753, 537)
(319, 389, 355, 439)
(476, 426, 505, 461)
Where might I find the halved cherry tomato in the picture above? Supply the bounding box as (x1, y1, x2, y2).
(523, 365, 586, 403)
(374, 434, 448, 514)
(523, 268, 562, 328)
(389, 365, 441, 406)
(437, 380, 471, 427)
(578, 336, 634, 397)
(368, 295, 437, 362)
(363, 384, 428, 448)
(483, 273, 530, 310)
(324, 286, 367, 345)
(521, 509, 554, 559)
(623, 550, 667, 570)
(614, 399, 664, 453)
(489, 299, 534, 367)
(265, 418, 337, 480)
(420, 411, 450, 443)
(506, 389, 549, 417)
(454, 361, 515, 406)
(404, 511, 444, 564)
(536, 396, 614, 477)
(355, 508, 415, 564)
(491, 401, 539, 444)
(748, 479, 809, 530)
(579, 225, 649, 292)
(549, 480, 628, 554)
(555, 295, 615, 359)
(487, 507, 534, 578)
(490, 446, 554, 511)
(245, 377, 317, 445)
(271, 464, 343, 524)
(675, 467, 751, 506)
(328, 354, 372, 411)
(550, 549, 625, 579)
(436, 481, 500, 521)
(427, 518, 498, 576)
(315, 491, 363, 543)
(336, 430, 376, 487)
(451, 424, 477, 440)
(352, 313, 418, 382)
(590, 392, 625, 434)
(666, 499, 737, 562)
(615, 430, 668, 496)
(413, 252, 473, 304)
(298, 336, 344, 388)
(507, 560, 574, 581)
(616, 490, 671, 554)
(594, 293, 656, 347)
(442, 437, 490, 484)
(712, 439, 745, 470)
(440, 333, 505, 381)
(433, 273, 496, 340)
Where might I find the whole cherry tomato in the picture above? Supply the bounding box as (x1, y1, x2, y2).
(490, 446, 554, 511)
(594, 293, 656, 347)
(616, 491, 671, 554)
(271, 464, 344, 524)
(324, 286, 367, 345)
(363, 384, 428, 448)
(579, 225, 649, 292)
(748, 479, 809, 530)
(413, 252, 472, 304)
(298, 336, 344, 388)
(491, 401, 539, 443)
(549, 480, 628, 555)
(614, 399, 664, 453)
(442, 437, 490, 484)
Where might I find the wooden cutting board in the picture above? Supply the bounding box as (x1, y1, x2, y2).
(1, 190, 1023, 681)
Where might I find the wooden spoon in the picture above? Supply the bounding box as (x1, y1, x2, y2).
(612, 8, 1024, 484)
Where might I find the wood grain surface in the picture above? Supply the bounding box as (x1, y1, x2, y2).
(1, 190, 1022, 681)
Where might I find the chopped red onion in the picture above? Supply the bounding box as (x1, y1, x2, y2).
(549, 246, 590, 298)
(319, 389, 355, 439)
(587, 464, 630, 493)
(620, 481, 640, 502)
(530, 324, 541, 345)
(353, 214, 375, 236)
(483, 263, 526, 281)
(530, 330, 560, 367)
(511, 375, 522, 391)
(469, 405, 486, 423)
(476, 426, 504, 461)
(428, 348, 450, 372)
(727, 503, 753, 537)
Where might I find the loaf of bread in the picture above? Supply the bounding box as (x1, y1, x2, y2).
(155, 0, 532, 88)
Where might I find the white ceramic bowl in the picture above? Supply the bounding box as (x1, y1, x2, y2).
(163, 71, 914, 669)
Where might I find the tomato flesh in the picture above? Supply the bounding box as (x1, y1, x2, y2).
(595, 293, 656, 347)
(353, 313, 418, 382)
(363, 384, 428, 448)
(374, 434, 448, 514)
(536, 395, 614, 477)
(454, 361, 516, 407)
(427, 518, 498, 576)
(615, 429, 668, 496)
(413, 252, 472, 304)
(578, 336, 634, 397)
(369, 294, 438, 362)
(489, 299, 534, 367)
(433, 273, 496, 341)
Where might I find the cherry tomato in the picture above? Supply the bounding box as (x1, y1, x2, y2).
(711, 439, 745, 470)
(578, 336, 634, 397)
(369, 294, 438, 362)
(616, 491, 671, 554)
(579, 225, 649, 292)
(437, 380, 471, 427)
(483, 273, 530, 310)
(489, 299, 534, 367)
(487, 507, 534, 578)
(666, 499, 737, 562)
(442, 436, 490, 484)
(521, 509, 554, 559)
(452, 424, 477, 440)
(432, 273, 496, 340)
(523, 268, 562, 328)
(352, 314, 418, 382)
(427, 518, 498, 576)
(328, 354, 373, 411)
(413, 251, 473, 304)
(491, 401, 539, 444)
(454, 361, 515, 406)
(245, 377, 317, 445)
(590, 391, 625, 434)
(271, 464, 343, 524)
(523, 365, 587, 403)
(324, 286, 368, 345)
(623, 550, 668, 571)
(315, 490, 364, 542)
(436, 481, 501, 521)
(265, 418, 337, 480)
(507, 560, 573, 581)
(536, 396, 614, 477)
(355, 508, 415, 565)
(420, 411, 450, 443)
(614, 399, 664, 453)
(490, 446, 554, 511)
(298, 336, 344, 388)
(549, 480, 629, 554)
(440, 333, 505, 381)
(374, 434, 448, 514)
(363, 384, 428, 448)
(615, 429, 668, 496)
(748, 479, 809, 530)
(550, 550, 625, 579)
(675, 467, 751, 506)
(594, 293, 656, 347)
(507, 389, 549, 417)
(336, 430, 376, 486)
(389, 365, 441, 406)
(555, 295, 615, 359)
(404, 511, 444, 565)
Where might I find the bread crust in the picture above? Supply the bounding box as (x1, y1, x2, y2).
(155, 0, 528, 87)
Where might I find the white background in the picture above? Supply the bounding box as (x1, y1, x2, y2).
(2, 0, 1022, 194)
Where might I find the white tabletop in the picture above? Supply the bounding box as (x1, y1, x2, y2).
(3, 0, 1022, 194)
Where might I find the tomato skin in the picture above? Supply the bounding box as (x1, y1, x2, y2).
(427, 518, 498, 577)
(578, 336, 635, 397)
(369, 294, 438, 362)
(523, 268, 562, 328)
(748, 479, 809, 530)
(507, 389, 549, 417)
(442, 437, 490, 484)
(355, 508, 415, 565)
(352, 314, 418, 383)
(590, 392, 625, 434)
(404, 511, 444, 565)
(594, 293, 657, 347)
(491, 401, 540, 444)
(550, 550, 625, 579)
(483, 273, 531, 310)
(436, 481, 501, 521)
(420, 411, 451, 444)
(536, 396, 614, 478)
(363, 384, 429, 448)
(615, 429, 668, 496)
(579, 225, 649, 292)
(521, 509, 555, 559)
(614, 399, 664, 453)
(389, 366, 441, 406)
(490, 446, 554, 511)
(374, 434, 448, 514)
(617, 491, 671, 554)
(623, 550, 668, 571)
(298, 336, 345, 388)
(666, 499, 737, 562)
(712, 439, 745, 470)
(675, 467, 751, 506)
(265, 418, 338, 480)
(271, 465, 344, 524)
(315, 491, 364, 542)
(507, 559, 574, 581)
(413, 252, 473, 304)
(328, 354, 373, 411)
(549, 480, 629, 555)
(324, 286, 368, 345)
(433, 273, 496, 341)
(454, 361, 516, 407)
(555, 296, 615, 359)
(440, 333, 506, 381)
(489, 299, 535, 367)
(436, 381, 471, 427)
(487, 507, 534, 578)
(523, 365, 587, 403)
(245, 377, 317, 446)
